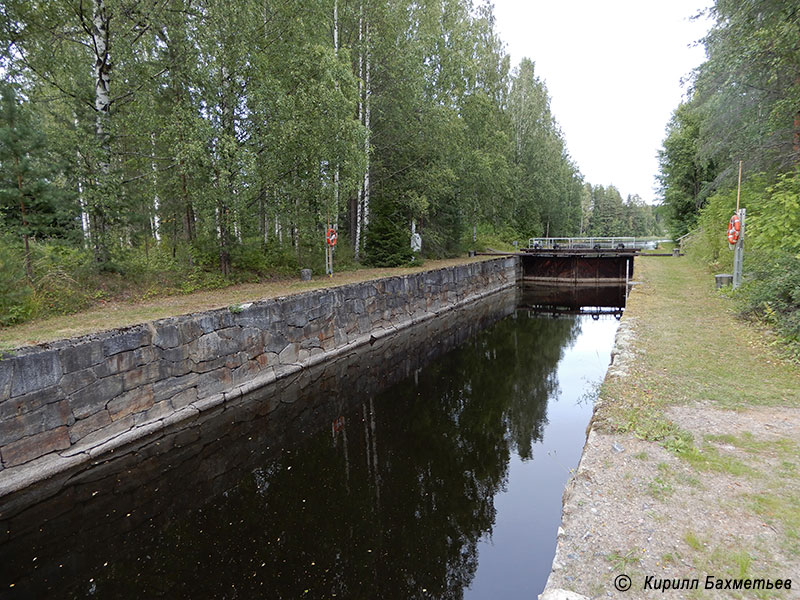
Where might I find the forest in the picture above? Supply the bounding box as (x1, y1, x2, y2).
(0, 0, 660, 326)
(658, 0, 800, 354)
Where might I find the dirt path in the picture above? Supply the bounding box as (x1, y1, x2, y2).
(0, 257, 486, 349)
(542, 257, 800, 600)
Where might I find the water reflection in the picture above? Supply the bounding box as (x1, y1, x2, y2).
(519, 283, 627, 319)
(0, 286, 619, 599)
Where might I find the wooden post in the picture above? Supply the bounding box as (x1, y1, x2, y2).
(736, 160, 742, 212)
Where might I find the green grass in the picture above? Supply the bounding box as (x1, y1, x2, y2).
(598, 256, 799, 438)
(594, 255, 800, 574)
(705, 432, 798, 458)
(748, 492, 800, 555)
(606, 548, 642, 572)
(684, 530, 705, 551)
(648, 475, 674, 499)
(677, 443, 755, 477)
(608, 258, 798, 409)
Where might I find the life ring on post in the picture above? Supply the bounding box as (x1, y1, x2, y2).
(326, 228, 338, 247)
(727, 214, 741, 245)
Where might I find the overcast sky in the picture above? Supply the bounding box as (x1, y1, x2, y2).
(491, 0, 712, 204)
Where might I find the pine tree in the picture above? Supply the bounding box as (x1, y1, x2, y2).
(0, 83, 73, 280)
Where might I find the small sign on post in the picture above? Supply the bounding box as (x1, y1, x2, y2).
(410, 220, 422, 258)
(325, 227, 337, 277)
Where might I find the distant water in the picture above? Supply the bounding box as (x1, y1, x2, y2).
(0, 286, 620, 599)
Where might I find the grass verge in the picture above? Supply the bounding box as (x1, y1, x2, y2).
(597, 256, 799, 440)
(0, 256, 487, 349)
(596, 255, 800, 566)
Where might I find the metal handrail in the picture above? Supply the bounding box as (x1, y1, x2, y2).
(526, 237, 645, 250)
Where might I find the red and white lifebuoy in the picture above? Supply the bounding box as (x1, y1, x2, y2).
(727, 214, 741, 245)
(326, 228, 338, 247)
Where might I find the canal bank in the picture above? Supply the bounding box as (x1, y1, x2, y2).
(541, 257, 800, 600)
(0, 257, 517, 497)
(1, 276, 621, 599)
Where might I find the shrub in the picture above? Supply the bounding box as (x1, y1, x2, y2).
(0, 238, 33, 326)
(736, 249, 800, 354)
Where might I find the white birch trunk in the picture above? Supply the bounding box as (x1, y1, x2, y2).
(363, 20, 371, 232)
(333, 0, 339, 53)
(74, 117, 91, 241)
(152, 199, 161, 242)
(151, 134, 161, 242)
(354, 7, 364, 261)
(79, 180, 91, 241)
(93, 0, 111, 160)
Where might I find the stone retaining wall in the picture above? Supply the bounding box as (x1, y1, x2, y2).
(0, 257, 518, 495)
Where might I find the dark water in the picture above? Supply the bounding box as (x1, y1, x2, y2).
(0, 286, 620, 599)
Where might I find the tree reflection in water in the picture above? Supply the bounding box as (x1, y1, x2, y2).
(0, 292, 600, 600)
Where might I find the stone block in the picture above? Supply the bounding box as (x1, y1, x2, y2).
(0, 400, 72, 444)
(68, 415, 135, 454)
(194, 312, 224, 334)
(253, 352, 275, 368)
(0, 426, 70, 467)
(195, 367, 232, 399)
(0, 358, 12, 398)
(60, 368, 97, 396)
(264, 332, 289, 355)
(159, 359, 192, 378)
(192, 355, 229, 374)
(231, 361, 261, 387)
(284, 309, 308, 329)
(189, 331, 240, 363)
(107, 385, 154, 421)
(153, 324, 181, 348)
(153, 373, 200, 403)
(170, 387, 198, 409)
(122, 362, 161, 391)
(0, 385, 64, 420)
(235, 327, 264, 358)
(299, 335, 322, 350)
(225, 352, 248, 370)
(135, 400, 172, 425)
(68, 410, 112, 443)
(69, 375, 124, 419)
(278, 343, 299, 365)
(160, 345, 189, 362)
(59, 341, 104, 374)
(135, 346, 156, 364)
(177, 319, 205, 343)
(93, 349, 139, 378)
(10, 350, 62, 398)
(346, 298, 366, 315)
(102, 327, 151, 357)
(232, 302, 272, 328)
